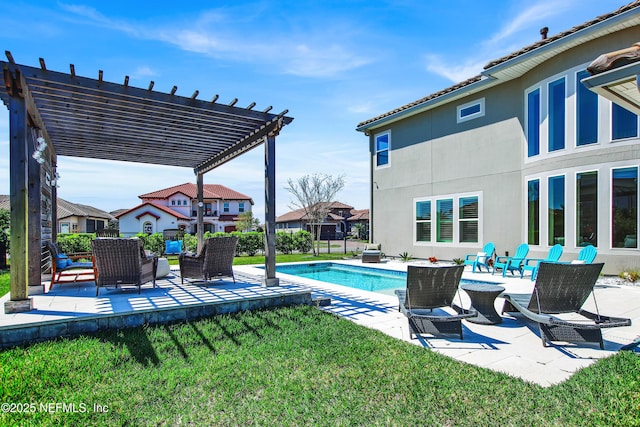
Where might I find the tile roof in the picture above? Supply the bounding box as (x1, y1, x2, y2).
(0, 195, 114, 221)
(115, 201, 191, 220)
(357, 1, 640, 129)
(138, 182, 254, 204)
(347, 209, 369, 221)
(276, 202, 356, 222)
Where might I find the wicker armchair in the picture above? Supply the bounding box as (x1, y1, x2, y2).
(91, 238, 157, 296)
(502, 262, 631, 349)
(395, 265, 477, 339)
(179, 236, 238, 284)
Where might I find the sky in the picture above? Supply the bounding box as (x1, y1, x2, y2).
(0, 0, 630, 221)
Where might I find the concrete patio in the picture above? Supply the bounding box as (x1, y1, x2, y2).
(1, 260, 639, 387)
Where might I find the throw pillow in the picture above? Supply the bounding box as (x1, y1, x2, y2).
(476, 252, 486, 264)
(55, 254, 70, 269)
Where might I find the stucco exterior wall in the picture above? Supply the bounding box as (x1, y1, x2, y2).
(367, 24, 640, 275)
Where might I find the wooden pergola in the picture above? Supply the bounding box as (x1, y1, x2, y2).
(1, 51, 293, 313)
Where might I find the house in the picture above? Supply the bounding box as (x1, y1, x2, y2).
(0, 195, 114, 234)
(57, 198, 116, 233)
(116, 182, 253, 236)
(276, 202, 368, 239)
(356, 3, 640, 274)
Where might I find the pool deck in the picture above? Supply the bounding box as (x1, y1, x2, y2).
(241, 260, 640, 387)
(1, 259, 639, 387)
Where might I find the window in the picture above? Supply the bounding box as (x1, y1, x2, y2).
(612, 167, 638, 248)
(177, 200, 181, 206)
(375, 132, 389, 167)
(458, 197, 478, 243)
(577, 171, 598, 247)
(223, 202, 230, 213)
(457, 98, 485, 123)
(143, 221, 153, 234)
(436, 199, 453, 243)
(527, 89, 540, 157)
(239, 202, 245, 213)
(576, 70, 598, 146)
(415, 193, 481, 245)
(527, 180, 540, 245)
(548, 77, 565, 152)
(415, 200, 431, 242)
(548, 176, 565, 246)
(171, 200, 176, 205)
(612, 103, 638, 140)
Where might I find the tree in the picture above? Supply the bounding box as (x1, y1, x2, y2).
(235, 211, 260, 232)
(285, 173, 345, 256)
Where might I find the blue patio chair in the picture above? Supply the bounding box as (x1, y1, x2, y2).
(463, 242, 495, 273)
(575, 245, 597, 264)
(492, 243, 529, 277)
(521, 244, 563, 280)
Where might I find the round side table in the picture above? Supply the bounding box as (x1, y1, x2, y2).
(460, 283, 505, 324)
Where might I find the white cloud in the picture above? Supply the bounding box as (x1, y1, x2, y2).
(424, 54, 487, 83)
(58, 3, 371, 79)
(423, 0, 577, 83)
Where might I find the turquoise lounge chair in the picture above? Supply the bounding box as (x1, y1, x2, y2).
(492, 243, 529, 277)
(575, 245, 597, 264)
(463, 242, 495, 273)
(521, 244, 563, 280)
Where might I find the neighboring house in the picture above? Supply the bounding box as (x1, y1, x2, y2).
(57, 198, 116, 233)
(276, 202, 368, 239)
(356, 3, 640, 274)
(0, 195, 115, 234)
(116, 182, 253, 236)
(347, 209, 370, 239)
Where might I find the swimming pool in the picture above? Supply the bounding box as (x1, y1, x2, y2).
(273, 262, 492, 294)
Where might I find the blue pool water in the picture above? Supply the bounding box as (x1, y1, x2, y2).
(273, 262, 491, 294)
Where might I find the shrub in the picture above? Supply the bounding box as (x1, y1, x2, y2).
(57, 233, 93, 254)
(293, 230, 313, 253)
(276, 231, 295, 254)
(135, 232, 164, 255)
(0, 208, 9, 251)
(236, 231, 263, 256)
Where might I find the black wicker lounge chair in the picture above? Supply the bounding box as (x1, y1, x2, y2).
(91, 238, 157, 296)
(395, 265, 477, 339)
(44, 241, 95, 288)
(502, 262, 631, 349)
(179, 236, 238, 284)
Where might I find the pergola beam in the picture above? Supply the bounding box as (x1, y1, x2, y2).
(1, 53, 293, 312)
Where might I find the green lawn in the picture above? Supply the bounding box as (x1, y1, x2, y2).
(1, 260, 639, 425)
(0, 305, 638, 426)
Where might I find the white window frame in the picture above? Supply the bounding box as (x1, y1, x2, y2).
(413, 192, 482, 247)
(374, 130, 391, 169)
(456, 98, 485, 123)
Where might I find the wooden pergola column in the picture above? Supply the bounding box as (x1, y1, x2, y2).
(263, 129, 279, 286)
(5, 95, 33, 313)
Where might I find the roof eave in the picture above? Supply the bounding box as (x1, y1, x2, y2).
(581, 61, 640, 115)
(356, 76, 497, 133)
(483, 10, 640, 82)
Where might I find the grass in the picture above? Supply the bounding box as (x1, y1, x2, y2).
(0, 305, 639, 426)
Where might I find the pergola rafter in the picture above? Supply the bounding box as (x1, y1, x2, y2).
(1, 52, 292, 312)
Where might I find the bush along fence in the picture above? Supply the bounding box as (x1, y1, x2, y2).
(55, 230, 314, 257)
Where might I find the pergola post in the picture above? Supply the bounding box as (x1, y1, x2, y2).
(263, 133, 279, 286)
(5, 95, 34, 313)
(196, 173, 204, 253)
